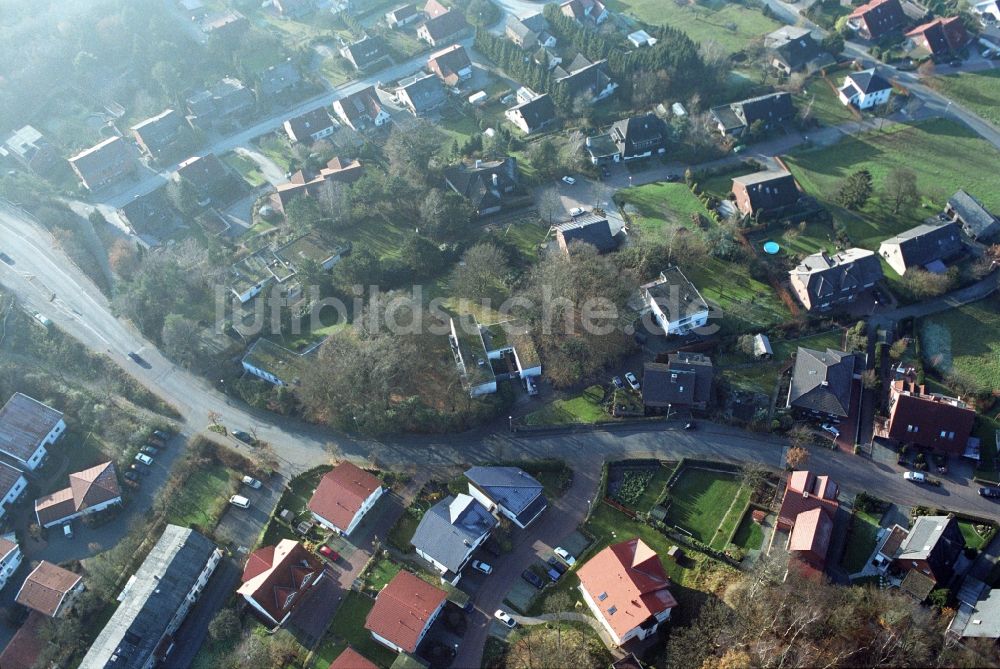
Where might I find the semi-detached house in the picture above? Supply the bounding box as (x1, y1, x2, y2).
(0, 392, 65, 471)
(307, 462, 385, 536)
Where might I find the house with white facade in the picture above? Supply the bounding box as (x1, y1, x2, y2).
(307, 462, 385, 536)
(411, 494, 496, 583)
(237, 539, 324, 627)
(0, 534, 22, 591)
(0, 461, 28, 522)
(35, 461, 122, 529)
(365, 570, 447, 654)
(465, 466, 547, 529)
(643, 267, 710, 336)
(838, 68, 893, 109)
(0, 392, 65, 471)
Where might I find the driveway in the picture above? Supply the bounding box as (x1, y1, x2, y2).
(169, 557, 242, 669)
(214, 473, 285, 554)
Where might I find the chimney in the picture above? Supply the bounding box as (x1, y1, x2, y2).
(474, 159, 482, 169)
(821, 380, 829, 387)
(492, 173, 499, 187)
(802, 491, 810, 498)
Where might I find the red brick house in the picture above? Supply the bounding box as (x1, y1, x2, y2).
(905, 16, 969, 56)
(875, 378, 976, 455)
(237, 539, 324, 627)
(848, 0, 907, 40)
(776, 471, 840, 574)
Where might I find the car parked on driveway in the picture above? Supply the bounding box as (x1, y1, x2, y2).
(124, 470, 140, 484)
(547, 557, 567, 575)
(903, 471, 926, 483)
(561, 175, 576, 185)
(521, 569, 544, 589)
(979, 486, 1000, 499)
(241, 476, 262, 489)
(153, 429, 171, 441)
(135, 453, 153, 466)
(612, 376, 624, 389)
(229, 495, 250, 509)
(545, 565, 561, 581)
(554, 547, 576, 565)
(820, 423, 840, 437)
(140, 445, 158, 456)
(495, 610, 517, 628)
(624, 372, 640, 390)
(472, 560, 493, 575)
(319, 545, 340, 560)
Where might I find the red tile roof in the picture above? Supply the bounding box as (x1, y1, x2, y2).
(577, 538, 677, 641)
(328, 646, 380, 669)
(15, 561, 82, 617)
(0, 611, 46, 669)
(35, 461, 121, 527)
(308, 462, 382, 531)
(788, 507, 834, 568)
(365, 570, 447, 653)
(777, 471, 840, 530)
(237, 540, 322, 625)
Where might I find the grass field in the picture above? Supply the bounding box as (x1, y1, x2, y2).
(932, 70, 1000, 127)
(361, 555, 403, 593)
(665, 467, 743, 544)
(523, 385, 610, 425)
(799, 73, 856, 128)
(841, 510, 881, 574)
(958, 520, 993, 551)
(732, 510, 765, 551)
(222, 152, 266, 187)
(165, 464, 234, 530)
(617, 182, 710, 238)
(719, 328, 843, 394)
(919, 294, 1000, 395)
(311, 591, 396, 669)
(784, 119, 1000, 251)
(633, 463, 676, 513)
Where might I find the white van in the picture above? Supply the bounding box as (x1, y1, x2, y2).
(229, 495, 250, 509)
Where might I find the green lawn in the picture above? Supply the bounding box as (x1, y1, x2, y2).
(493, 216, 548, 262)
(665, 468, 742, 544)
(772, 329, 843, 360)
(932, 70, 1000, 127)
(617, 182, 710, 238)
(719, 329, 843, 395)
(919, 294, 1000, 395)
(222, 152, 266, 187)
(681, 256, 791, 335)
(841, 510, 881, 574)
(311, 591, 396, 669)
(784, 119, 1000, 251)
(361, 555, 403, 593)
(709, 484, 753, 551)
(732, 510, 765, 551)
(958, 520, 994, 551)
(606, 0, 781, 54)
(165, 464, 235, 531)
(799, 73, 856, 128)
(633, 463, 676, 513)
(523, 385, 610, 425)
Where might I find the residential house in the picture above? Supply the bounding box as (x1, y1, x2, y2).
(848, 0, 907, 39)
(560, 0, 609, 25)
(442, 157, 522, 216)
(272, 156, 364, 213)
(627, 29, 657, 47)
(642, 354, 714, 411)
(341, 36, 391, 70)
(241, 338, 306, 386)
(789, 248, 883, 311)
(878, 221, 963, 275)
(200, 9, 248, 38)
(427, 44, 473, 86)
(505, 94, 557, 134)
(731, 169, 800, 217)
(642, 266, 709, 336)
(0, 462, 28, 522)
(465, 466, 547, 529)
(838, 68, 893, 109)
(80, 525, 223, 668)
(505, 13, 555, 50)
(709, 92, 795, 137)
(333, 86, 391, 131)
(764, 26, 830, 73)
(0, 611, 46, 669)
(230, 233, 350, 304)
(417, 10, 469, 47)
(424, 0, 449, 18)
(587, 113, 667, 163)
(329, 647, 381, 669)
(448, 314, 497, 397)
(0, 534, 22, 591)
(34, 461, 122, 529)
(0, 392, 65, 471)
(577, 538, 677, 646)
(947, 584, 1000, 639)
(130, 109, 185, 160)
(284, 107, 338, 143)
(2, 126, 59, 175)
(117, 186, 182, 240)
(946, 189, 1000, 241)
(186, 77, 255, 130)
(906, 16, 969, 56)
(553, 213, 617, 255)
(308, 462, 385, 535)
(889, 515, 965, 584)
(15, 562, 84, 618)
(875, 377, 976, 455)
(385, 3, 421, 28)
(787, 347, 857, 419)
(365, 570, 447, 653)
(411, 493, 497, 582)
(973, 0, 1000, 23)
(238, 539, 324, 627)
(175, 153, 242, 205)
(479, 319, 542, 383)
(258, 62, 302, 99)
(533, 46, 563, 71)
(395, 72, 446, 115)
(775, 471, 840, 575)
(273, 0, 312, 17)
(68, 136, 136, 190)
(553, 54, 617, 102)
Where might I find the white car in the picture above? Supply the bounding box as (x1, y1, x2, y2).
(494, 609, 516, 628)
(241, 476, 262, 489)
(472, 560, 493, 575)
(135, 453, 153, 466)
(820, 423, 840, 437)
(229, 495, 251, 509)
(570, 206, 584, 217)
(554, 547, 576, 565)
(561, 175, 576, 185)
(624, 372, 640, 390)
(903, 471, 926, 483)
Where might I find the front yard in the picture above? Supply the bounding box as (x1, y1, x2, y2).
(719, 328, 843, 395)
(311, 591, 397, 669)
(164, 463, 236, 531)
(523, 385, 611, 425)
(841, 510, 881, 575)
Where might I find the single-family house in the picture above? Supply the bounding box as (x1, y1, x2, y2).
(789, 248, 883, 311)
(553, 213, 617, 255)
(186, 77, 255, 130)
(417, 10, 469, 47)
(308, 462, 385, 536)
(15, 562, 84, 618)
(241, 338, 306, 386)
(80, 526, 222, 668)
(587, 113, 667, 163)
(764, 26, 831, 73)
(465, 466, 547, 529)
(448, 314, 497, 397)
(710, 92, 795, 137)
(341, 36, 391, 71)
(411, 493, 497, 582)
(130, 109, 186, 160)
(175, 153, 242, 205)
(284, 107, 338, 144)
(947, 585, 1000, 639)
(68, 136, 136, 191)
(0, 393, 65, 471)
(533, 46, 563, 71)
(395, 72, 446, 115)
(848, 0, 907, 39)
(2, 126, 59, 175)
(731, 169, 800, 217)
(642, 266, 709, 336)
(238, 539, 324, 627)
(333, 86, 391, 131)
(258, 62, 302, 99)
(838, 68, 893, 110)
(386, 3, 421, 28)
(34, 461, 122, 529)
(0, 462, 28, 522)
(878, 221, 963, 275)
(273, 0, 312, 18)
(973, 0, 1000, 23)
(0, 534, 22, 592)
(505, 94, 557, 134)
(642, 353, 714, 411)
(577, 538, 677, 646)
(272, 156, 364, 213)
(0, 610, 46, 669)
(505, 13, 555, 50)
(875, 378, 976, 455)
(553, 55, 617, 102)
(890, 515, 965, 584)
(424, 0, 449, 18)
(427, 44, 473, 86)
(200, 9, 248, 37)
(787, 347, 857, 419)
(442, 156, 522, 216)
(775, 471, 840, 575)
(946, 190, 1000, 241)
(560, 0, 609, 25)
(329, 648, 380, 669)
(117, 186, 182, 239)
(365, 570, 447, 653)
(906, 16, 970, 56)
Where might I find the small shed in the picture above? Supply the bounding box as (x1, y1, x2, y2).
(467, 91, 487, 106)
(667, 545, 683, 561)
(753, 333, 773, 359)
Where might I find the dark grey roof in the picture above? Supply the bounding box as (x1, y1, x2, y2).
(80, 525, 218, 669)
(787, 347, 855, 417)
(422, 9, 469, 41)
(258, 62, 301, 97)
(508, 94, 556, 132)
(130, 109, 184, 156)
(765, 26, 825, 70)
(0, 393, 63, 464)
(443, 157, 520, 212)
(520, 13, 549, 32)
(879, 221, 963, 270)
(642, 363, 695, 407)
(553, 214, 616, 253)
(342, 36, 389, 69)
(284, 106, 335, 142)
(555, 56, 613, 98)
(948, 190, 1000, 240)
(667, 352, 713, 406)
(609, 113, 666, 155)
(398, 73, 445, 113)
(847, 68, 892, 94)
(644, 266, 709, 320)
(737, 92, 795, 126)
(897, 515, 962, 561)
(710, 104, 745, 132)
(411, 494, 496, 573)
(732, 170, 800, 211)
(790, 248, 884, 309)
(464, 467, 547, 524)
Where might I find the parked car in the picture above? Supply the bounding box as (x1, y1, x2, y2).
(494, 610, 517, 628)
(545, 565, 561, 582)
(554, 547, 576, 565)
(521, 569, 545, 589)
(547, 557, 567, 575)
(135, 453, 153, 466)
(140, 445, 158, 456)
(612, 376, 624, 389)
(684, 422, 696, 430)
(229, 495, 250, 509)
(127, 352, 150, 367)
(124, 470, 140, 483)
(903, 471, 926, 483)
(318, 545, 340, 560)
(129, 463, 150, 476)
(233, 430, 254, 444)
(561, 175, 576, 185)
(820, 423, 840, 437)
(63, 523, 73, 539)
(153, 430, 171, 441)
(472, 560, 493, 575)
(624, 372, 640, 390)
(664, 174, 681, 182)
(569, 206, 584, 217)
(241, 476, 262, 489)
(978, 486, 1000, 499)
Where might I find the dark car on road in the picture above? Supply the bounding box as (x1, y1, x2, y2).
(128, 352, 151, 368)
(233, 430, 255, 445)
(521, 569, 545, 590)
(979, 486, 1000, 499)
(0, 252, 13, 266)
